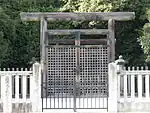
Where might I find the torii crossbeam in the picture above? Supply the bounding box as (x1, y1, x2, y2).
(20, 12, 135, 21)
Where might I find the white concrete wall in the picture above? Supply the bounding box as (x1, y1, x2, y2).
(0, 61, 150, 113)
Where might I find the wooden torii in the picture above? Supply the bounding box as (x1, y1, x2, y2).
(20, 12, 135, 111)
(20, 12, 134, 76)
(20, 12, 135, 62)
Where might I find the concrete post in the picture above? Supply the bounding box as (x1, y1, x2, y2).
(31, 62, 42, 112)
(1, 74, 12, 113)
(108, 55, 126, 113)
(115, 55, 126, 112)
(108, 62, 118, 113)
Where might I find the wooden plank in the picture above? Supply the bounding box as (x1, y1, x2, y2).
(138, 74, 142, 98)
(124, 74, 127, 99)
(40, 17, 47, 99)
(74, 32, 80, 112)
(46, 45, 108, 48)
(75, 32, 80, 83)
(108, 19, 115, 62)
(131, 74, 135, 99)
(117, 74, 120, 100)
(121, 71, 150, 75)
(48, 39, 107, 45)
(47, 29, 109, 35)
(20, 12, 135, 21)
(15, 75, 19, 102)
(23, 75, 27, 101)
(145, 74, 149, 98)
(40, 17, 47, 64)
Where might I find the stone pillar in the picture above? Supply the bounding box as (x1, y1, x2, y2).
(31, 62, 42, 112)
(108, 55, 126, 113)
(108, 62, 118, 113)
(1, 74, 12, 113)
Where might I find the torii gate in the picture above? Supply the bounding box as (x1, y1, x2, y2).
(20, 12, 135, 112)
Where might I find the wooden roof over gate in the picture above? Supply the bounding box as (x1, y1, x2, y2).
(20, 12, 135, 21)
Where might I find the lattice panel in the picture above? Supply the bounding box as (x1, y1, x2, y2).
(46, 46, 108, 97)
(47, 48, 76, 97)
(79, 46, 108, 97)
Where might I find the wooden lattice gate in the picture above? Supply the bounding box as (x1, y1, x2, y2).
(20, 12, 135, 112)
(43, 32, 109, 111)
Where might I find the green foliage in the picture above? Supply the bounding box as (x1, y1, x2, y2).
(0, 8, 15, 67)
(0, 0, 150, 67)
(61, 0, 150, 66)
(140, 9, 150, 63)
(0, 0, 60, 67)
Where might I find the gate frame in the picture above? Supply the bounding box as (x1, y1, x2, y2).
(20, 12, 135, 113)
(45, 31, 109, 111)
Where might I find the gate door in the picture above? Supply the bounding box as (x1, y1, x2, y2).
(42, 33, 109, 112)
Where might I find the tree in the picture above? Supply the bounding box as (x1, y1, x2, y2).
(0, 7, 15, 67)
(0, 0, 61, 67)
(140, 9, 150, 63)
(61, 0, 150, 66)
